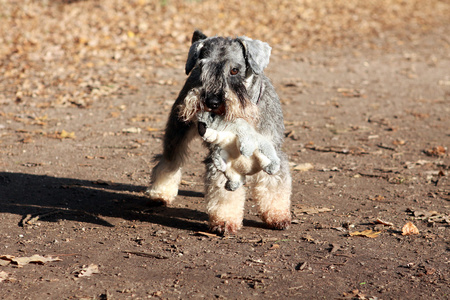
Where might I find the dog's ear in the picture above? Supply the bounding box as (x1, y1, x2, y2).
(192, 30, 207, 44)
(185, 31, 208, 75)
(237, 36, 272, 75)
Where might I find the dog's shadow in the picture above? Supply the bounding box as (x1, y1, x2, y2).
(0, 172, 211, 231)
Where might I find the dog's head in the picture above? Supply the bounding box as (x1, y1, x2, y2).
(184, 30, 271, 121)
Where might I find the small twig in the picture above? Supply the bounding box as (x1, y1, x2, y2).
(377, 143, 396, 151)
(49, 253, 78, 257)
(358, 172, 388, 179)
(219, 273, 268, 282)
(305, 145, 368, 155)
(123, 251, 169, 259)
(240, 237, 280, 244)
(194, 231, 220, 238)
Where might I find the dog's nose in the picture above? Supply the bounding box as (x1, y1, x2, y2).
(198, 122, 207, 137)
(205, 96, 221, 110)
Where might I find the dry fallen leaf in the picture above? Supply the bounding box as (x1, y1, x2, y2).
(285, 129, 299, 140)
(14, 254, 61, 267)
(392, 139, 406, 146)
(269, 244, 280, 250)
(349, 230, 382, 238)
(0, 271, 8, 282)
(59, 130, 76, 139)
(302, 234, 314, 242)
(402, 222, 419, 235)
(20, 136, 34, 143)
(375, 218, 394, 226)
(413, 209, 439, 219)
(1, 254, 61, 267)
(146, 127, 160, 132)
(369, 195, 386, 201)
(0, 255, 13, 266)
(46, 130, 76, 139)
(337, 87, 364, 97)
(293, 163, 314, 172)
(180, 180, 195, 186)
(423, 146, 446, 157)
(294, 205, 332, 215)
(0, 271, 16, 283)
(122, 127, 142, 134)
(76, 264, 100, 278)
(109, 111, 120, 118)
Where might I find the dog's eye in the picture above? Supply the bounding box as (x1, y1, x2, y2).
(230, 68, 239, 75)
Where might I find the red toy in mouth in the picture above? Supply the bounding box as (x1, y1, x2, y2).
(201, 102, 226, 116)
(211, 103, 226, 116)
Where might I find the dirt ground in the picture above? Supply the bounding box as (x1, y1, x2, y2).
(1, 1, 449, 299)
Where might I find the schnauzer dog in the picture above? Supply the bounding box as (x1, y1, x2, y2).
(147, 30, 292, 234)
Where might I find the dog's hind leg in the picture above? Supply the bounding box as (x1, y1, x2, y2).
(147, 110, 197, 205)
(251, 153, 291, 230)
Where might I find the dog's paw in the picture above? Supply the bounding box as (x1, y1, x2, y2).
(202, 128, 218, 143)
(224, 180, 243, 191)
(261, 210, 291, 230)
(209, 220, 241, 235)
(212, 156, 227, 172)
(263, 159, 280, 175)
(145, 188, 176, 206)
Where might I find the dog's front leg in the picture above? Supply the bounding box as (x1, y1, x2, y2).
(252, 152, 292, 230)
(147, 106, 197, 205)
(205, 158, 246, 234)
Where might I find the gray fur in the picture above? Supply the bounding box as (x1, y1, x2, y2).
(197, 111, 280, 191)
(237, 36, 272, 75)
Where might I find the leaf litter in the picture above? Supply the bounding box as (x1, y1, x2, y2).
(1, 0, 448, 108)
(407, 208, 450, 224)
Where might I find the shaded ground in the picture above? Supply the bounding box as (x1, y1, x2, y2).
(1, 1, 449, 299)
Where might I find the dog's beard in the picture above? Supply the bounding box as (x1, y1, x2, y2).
(178, 88, 259, 124)
(223, 91, 259, 124)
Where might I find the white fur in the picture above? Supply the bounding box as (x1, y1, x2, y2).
(251, 167, 292, 228)
(206, 169, 246, 233)
(147, 128, 198, 204)
(148, 162, 182, 205)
